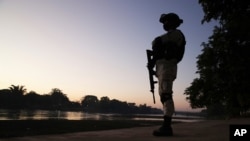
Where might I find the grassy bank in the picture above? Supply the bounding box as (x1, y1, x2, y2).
(0, 120, 163, 138)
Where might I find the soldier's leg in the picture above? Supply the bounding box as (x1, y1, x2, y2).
(161, 80, 175, 117)
(154, 59, 177, 136)
(153, 79, 174, 136)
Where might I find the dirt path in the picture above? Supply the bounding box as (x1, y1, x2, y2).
(1, 118, 249, 141)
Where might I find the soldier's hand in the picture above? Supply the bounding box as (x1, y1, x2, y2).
(147, 62, 154, 69)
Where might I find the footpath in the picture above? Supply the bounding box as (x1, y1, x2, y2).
(1, 118, 249, 141)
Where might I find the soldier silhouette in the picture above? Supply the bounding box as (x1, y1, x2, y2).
(149, 13, 186, 136)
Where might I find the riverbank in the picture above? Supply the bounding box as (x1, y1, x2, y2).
(0, 120, 164, 138)
(1, 118, 249, 141)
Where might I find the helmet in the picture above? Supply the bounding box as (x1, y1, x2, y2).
(159, 13, 183, 24)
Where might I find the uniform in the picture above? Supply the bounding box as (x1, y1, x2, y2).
(151, 13, 185, 136)
(153, 29, 185, 117)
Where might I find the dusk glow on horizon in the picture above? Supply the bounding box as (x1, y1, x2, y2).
(0, 0, 216, 111)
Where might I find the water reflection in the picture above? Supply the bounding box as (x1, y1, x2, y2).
(0, 109, 204, 122)
(0, 109, 109, 120)
(0, 109, 63, 120)
(6, 109, 21, 120)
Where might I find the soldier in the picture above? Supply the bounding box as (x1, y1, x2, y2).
(149, 13, 186, 136)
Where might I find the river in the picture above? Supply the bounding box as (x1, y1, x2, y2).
(0, 109, 204, 122)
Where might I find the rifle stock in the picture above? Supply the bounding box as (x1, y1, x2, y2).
(146, 50, 157, 104)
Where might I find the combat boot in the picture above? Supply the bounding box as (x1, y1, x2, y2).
(153, 116, 173, 136)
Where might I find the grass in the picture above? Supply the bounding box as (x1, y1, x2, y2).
(0, 120, 163, 138)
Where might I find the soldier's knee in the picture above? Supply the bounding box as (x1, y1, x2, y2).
(160, 93, 173, 104)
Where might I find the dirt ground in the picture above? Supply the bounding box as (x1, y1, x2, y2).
(1, 118, 249, 141)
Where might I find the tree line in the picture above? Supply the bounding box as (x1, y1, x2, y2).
(0, 85, 162, 114)
(185, 0, 250, 117)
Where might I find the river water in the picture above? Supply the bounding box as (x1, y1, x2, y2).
(0, 109, 204, 122)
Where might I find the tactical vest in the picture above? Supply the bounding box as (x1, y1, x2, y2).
(152, 29, 186, 63)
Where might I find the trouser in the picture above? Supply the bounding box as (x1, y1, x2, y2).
(156, 59, 177, 117)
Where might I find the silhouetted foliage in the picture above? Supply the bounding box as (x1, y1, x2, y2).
(9, 85, 27, 96)
(81, 95, 99, 112)
(99, 96, 111, 112)
(185, 0, 250, 117)
(7, 85, 26, 108)
(0, 85, 162, 114)
(49, 88, 70, 110)
(81, 95, 162, 114)
(0, 89, 11, 108)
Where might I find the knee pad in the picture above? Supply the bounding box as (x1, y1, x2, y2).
(160, 93, 173, 104)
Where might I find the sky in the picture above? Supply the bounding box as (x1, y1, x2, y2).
(0, 0, 217, 111)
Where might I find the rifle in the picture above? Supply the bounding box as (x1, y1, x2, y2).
(146, 50, 157, 104)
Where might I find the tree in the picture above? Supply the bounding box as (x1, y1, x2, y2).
(24, 91, 40, 108)
(8, 85, 27, 108)
(49, 88, 70, 110)
(185, 0, 250, 117)
(9, 85, 26, 96)
(99, 96, 111, 112)
(0, 89, 11, 108)
(81, 95, 99, 112)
